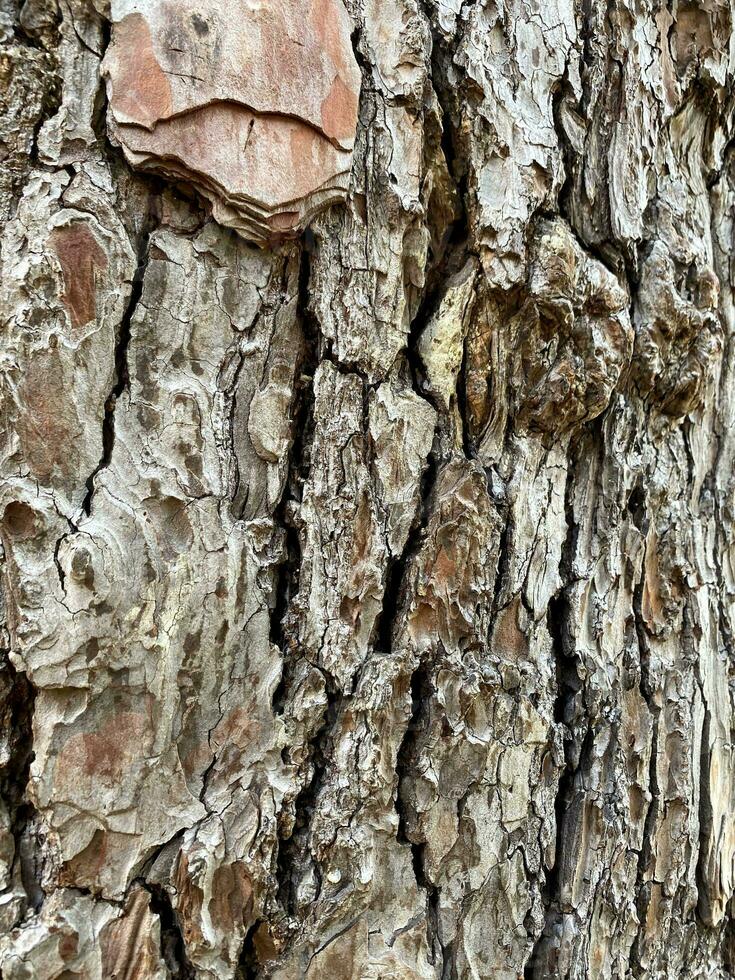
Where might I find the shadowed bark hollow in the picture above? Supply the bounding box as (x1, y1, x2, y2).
(0, 0, 734, 977)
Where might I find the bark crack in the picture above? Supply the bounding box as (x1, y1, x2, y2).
(525, 436, 584, 977)
(80, 198, 160, 517)
(271, 237, 321, 711)
(276, 685, 339, 918)
(394, 661, 446, 974)
(143, 880, 197, 980)
(0, 650, 43, 917)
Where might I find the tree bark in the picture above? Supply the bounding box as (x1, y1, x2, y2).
(0, 0, 734, 978)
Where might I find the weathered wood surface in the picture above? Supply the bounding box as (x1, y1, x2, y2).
(0, 0, 734, 977)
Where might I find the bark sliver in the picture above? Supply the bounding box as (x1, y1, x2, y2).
(102, 0, 361, 244)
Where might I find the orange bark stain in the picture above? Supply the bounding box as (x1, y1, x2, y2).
(321, 74, 359, 146)
(50, 223, 108, 329)
(57, 709, 152, 797)
(100, 887, 162, 980)
(17, 350, 75, 484)
(80, 712, 148, 780)
(209, 862, 253, 934)
(105, 12, 173, 129)
(492, 596, 529, 661)
(173, 852, 205, 947)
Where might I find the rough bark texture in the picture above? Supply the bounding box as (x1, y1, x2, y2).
(0, 0, 734, 978)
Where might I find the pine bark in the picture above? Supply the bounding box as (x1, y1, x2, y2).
(0, 0, 734, 978)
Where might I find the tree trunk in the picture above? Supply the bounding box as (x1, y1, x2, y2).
(0, 0, 734, 977)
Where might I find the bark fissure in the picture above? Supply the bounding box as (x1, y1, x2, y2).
(144, 881, 197, 980)
(271, 238, 320, 711)
(526, 450, 580, 977)
(237, 918, 263, 979)
(276, 688, 340, 917)
(1, 656, 42, 917)
(395, 661, 446, 973)
(80, 201, 160, 517)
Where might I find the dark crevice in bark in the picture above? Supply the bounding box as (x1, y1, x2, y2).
(276, 687, 340, 917)
(525, 588, 583, 980)
(394, 663, 429, 844)
(13, 9, 61, 51)
(27, 76, 62, 171)
(420, 0, 473, 256)
(375, 437, 439, 655)
(394, 662, 446, 974)
(490, 514, 512, 619)
(527, 724, 593, 980)
(404, 277, 446, 420)
(695, 697, 714, 925)
(269, 503, 304, 677)
(271, 235, 320, 713)
(52, 533, 66, 594)
(350, 25, 373, 84)
(407, 0, 474, 449)
(225, 328, 250, 514)
(455, 316, 476, 461)
(1, 652, 43, 914)
(270, 237, 349, 934)
(627, 479, 660, 977)
(90, 15, 111, 145)
(144, 882, 196, 980)
(80, 196, 160, 517)
(724, 915, 735, 976)
(549, 592, 580, 731)
(199, 689, 230, 809)
(237, 919, 263, 979)
(375, 550, 408, 657)
(428, 100, 471, 278)
(525, 435, 586, 978)
(626, 481, 648, 536)
(268, 513, 303, 716)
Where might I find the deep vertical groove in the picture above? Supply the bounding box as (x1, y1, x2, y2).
(80, 193, 161, 517)
(394, 661, 446, 974)
(0, 651, 41, 915)
(525, 431, 587, 978)
(271, 237, 321, 711)
(144, 882, 196, 980)
(275, 687, 339, 917)
(237, 919, 264, 979)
